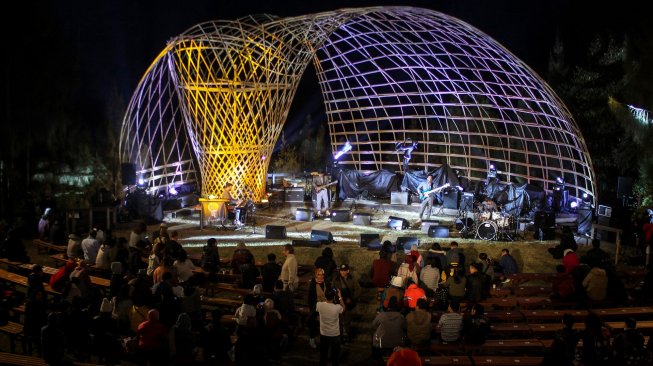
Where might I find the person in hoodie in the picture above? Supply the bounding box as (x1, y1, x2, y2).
(136, 309, 169, 366)
(405, 298, 431, 346)
(583, 265, 608, 301)
(314, 247, 338, 280)
(403, 278, 427, 312)
(49, 259, 76, 293)
(371, 297, 406, 360)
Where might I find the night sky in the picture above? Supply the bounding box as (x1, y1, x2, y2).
(1, 0, 650, 145)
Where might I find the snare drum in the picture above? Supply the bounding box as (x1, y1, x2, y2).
(495, 213, 512, 228)
(476, 220, 498, 240)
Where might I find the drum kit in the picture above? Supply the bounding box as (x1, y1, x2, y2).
(456, 197, 516, 241)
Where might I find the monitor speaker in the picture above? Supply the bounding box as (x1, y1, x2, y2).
(460, 192, 474, 211)
(387, 216, 409, 230)
(420, 219, 440, 234)
(121, 163, 137, 186)
(330, 209, 350, 222)
(396, 237, 419, 252)
(265, 225, 287, 239)
(391, 191, 409, 205)
(359, 233, 381, 248)
(442, 188, 460, 209)
(310, 230, 334, 244)
(292, 239, 322, 248)
(352, 213, 372, 226)
(428, 225, 450, 238)
(295, 208, 314, 222)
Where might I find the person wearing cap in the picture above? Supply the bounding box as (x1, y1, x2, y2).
(333, 263, 361, 340)
(563, 248, 580, 274)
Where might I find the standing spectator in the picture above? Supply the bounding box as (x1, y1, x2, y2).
(465, 262, 491, 303)
(405, 298, 431, 346)
(333, 264, 361, 340)
(551, 264, 577, 301)
(200, 238, 220, 274)
(152, 256, 177, 286)
(462, 303, 491, 345)
(314, 247, 338, 280)
(563, 249, 580, 274)
(583, 266, 608, 302)
(41, 312, 72, 366)
(542, 314, 580, 366)
(427, 243, 447, 271)
(49, 259, 76, 293)
(261, 253, 282, 293)
(498, 248, 518, 280)
(90, 298, 123, 364)
(81, 230, 100, 265)
(445, 241, 465, 273)
(164, 230, 183, 260)
(239, 262, 260, 290)
(146, 241, 162, 277)
(437, 302, 463, 343)
(128, 222, 148, 248)
(37, 208, 51, 241)
(66, 233, 83, 259)
(109, 261, 126, 298)
(127, 240, 148, 276)
(403, 279, 426, 311)
(231, 242, 255, 274)
(279, 244, 298, 292)
(419, 256, 441, 296)
(443, 269, 466, 306)
(171, 313, 197, 361)
(136, 309, 169, 366)
(201, 309, 232, 363)
(371, 250, 394, 289)
(476, 253, 495, 283)
(308, 267, 331, 349)
(316, 289, 345, 366)
(173, 250, 196, 283)
(371, 297, 406, 359)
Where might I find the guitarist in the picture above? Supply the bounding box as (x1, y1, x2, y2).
(417, 175, 436, 221)
(313, 172, 333, 218)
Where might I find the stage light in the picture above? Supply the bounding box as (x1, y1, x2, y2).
(137, 177, 146, 188)
(570, 201, 578, 209)
(261, 155, 266, 160)
(169, 186, 178, 196)
(334, 141, 352, 160)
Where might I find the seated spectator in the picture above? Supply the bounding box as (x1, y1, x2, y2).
(234, 294, 257, 336)
(583, 266, 608, 302)
(443, 270, 466, 306)
(551, 264, 576, 301)
(396, 254, 419, 288)
(381, 276, 405, 312)
(445, 241, 465, 273)
(136, 309, 169, 365)
(465, 262, 490, 303)
(231, 242, 255, 274)
(403, 278, 426, 311)
(427, 242, 447, 271)
(239, 262, 260, 290)
(437, 302, 463, 343)
(419, 256, 440, 296)
(386, 346, 422, 366)
(201, 309, 232, 363)
(563, 249, 580, 274)
(171, 313, 197, 361)
(548, 226, 578, 259)
(371, 297, 406, 359)
(542, 313, 580, 366)
(405, 298, 431, 346)
(497, 248, 518, 280)
(407, 244, 424, 271)
(200, 238, 220, 274)
(66, 233, 83, 259)
(49, 259, 76, 293)
(476, 253, 495, 283)
(577, 312, 612, 365)
(581, 239, 611, 269)
(173, 250, 196, 283)
(462, 303, 490, 345)
(612, 317, 648, 365)
(371, 250, 394, 289)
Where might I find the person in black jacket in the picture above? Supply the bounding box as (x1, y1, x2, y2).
(465, 263, 491, 303)
(314, 247, 338, 280)
(261, 253, 282, 293)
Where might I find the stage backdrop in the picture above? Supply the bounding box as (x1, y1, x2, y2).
(338, 169, 400, 200)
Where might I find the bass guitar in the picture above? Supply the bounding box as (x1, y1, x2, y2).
(419, 183, 450, 201)
(315, 180, 338, 193)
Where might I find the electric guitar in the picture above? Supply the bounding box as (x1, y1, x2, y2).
(315, 180, 338, 193)
(419, 183, 450, 201)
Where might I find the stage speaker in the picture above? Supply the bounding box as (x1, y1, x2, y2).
(420, 219, 440, 233)
(442, 188, 460, 209)
(391, 191, 409, 205)
(284, 188, 305, 203)
(460, 192, 474, 211)
(428, 225, 450, 238)
(292, 239, 322, 248)
(387, 216, 409, 230)
(396, 237, 419, 252)
(352, 213, 372, 226)
(330, 209, 350, 222)
(265, 225, 287, 239)
(310, 230, 334, 244)
(359, 233, 380, 248)
(295, 208, 314, 222)
(577, 207, 593, 235)
(121, 163, 137, 186)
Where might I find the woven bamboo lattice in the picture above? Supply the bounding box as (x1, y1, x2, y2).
(120, 7, 596, 202)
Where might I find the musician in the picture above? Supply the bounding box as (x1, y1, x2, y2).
(222, 183, 244, 226)
(313, 172, 331, 218)
(481, 197, 497, 213)
(417, 175, 435, 221)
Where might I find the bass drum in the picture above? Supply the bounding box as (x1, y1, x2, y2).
(476, 220, 498, 240)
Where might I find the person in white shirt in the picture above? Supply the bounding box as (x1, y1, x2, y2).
(316, 288, 345, 366)
(81, 230, 100, 264)
(279, 244, 298, 291)
(173, 250, 196, 283)
(128, 222, 148, 248)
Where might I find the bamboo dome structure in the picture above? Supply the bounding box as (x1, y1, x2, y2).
(119, 6, 595, 202)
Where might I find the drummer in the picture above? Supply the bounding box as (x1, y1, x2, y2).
(481, 197, 498, 213)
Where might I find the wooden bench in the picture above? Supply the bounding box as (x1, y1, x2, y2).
(420, 356, 472, 365)
(513, 285, 552, 297)
(521, 309, 588, 322)
(489, 323, 533, 336)
(49, 253, 68, 267)
(472, 356, 544, 366)
(0, 351, 46, 366)
(0, 258, 26, 270)
(0, 321, 25, 354)
(529, 322, 586, 337)
(593, 306, 653, 319)
(0, 268, 59, 295)
(506, 273, 556, 287)
(17, 264, 110, 292)
(467, 339, 545, 355)
(33, 239, 66, 255)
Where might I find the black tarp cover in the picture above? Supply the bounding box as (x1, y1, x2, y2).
(337, 169, 400, 199)
(400, 164, 462, 193)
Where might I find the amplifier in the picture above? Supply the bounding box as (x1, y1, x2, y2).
(284, 188, 305, 203)
(391, 191, 409, 205)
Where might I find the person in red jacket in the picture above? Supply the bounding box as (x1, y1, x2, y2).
(371, 251, 394, 288)
(403, 278, 426, 311)
(562, 249, 580, 274)
(136, 309, 169, 365)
